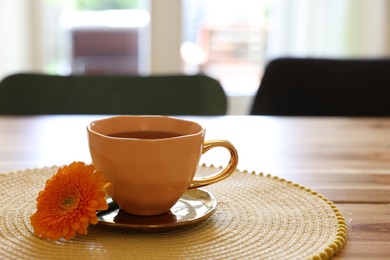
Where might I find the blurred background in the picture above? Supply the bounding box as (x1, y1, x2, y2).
(1, 0, 389, 114)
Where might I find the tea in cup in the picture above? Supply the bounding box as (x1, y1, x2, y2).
(87, 115, 238, 216)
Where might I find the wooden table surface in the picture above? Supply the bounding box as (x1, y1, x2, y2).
(0, 115, 389, 259)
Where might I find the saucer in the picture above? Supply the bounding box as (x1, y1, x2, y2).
(97, 188, 217, 232)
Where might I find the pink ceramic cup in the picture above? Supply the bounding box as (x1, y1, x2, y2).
(87, 115, 238, 216)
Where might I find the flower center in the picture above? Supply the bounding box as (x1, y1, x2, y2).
(63, 197, 75, 207)
(58, 186, 82, 212)
(59, 194, 81, 213)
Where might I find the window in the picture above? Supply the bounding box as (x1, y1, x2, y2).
(181, 0, 271, 95)
(45, 0, 270, 97)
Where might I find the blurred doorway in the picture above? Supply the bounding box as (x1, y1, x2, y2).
(58, 0, 149, 75)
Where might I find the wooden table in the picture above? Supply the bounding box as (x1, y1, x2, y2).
(0, 115, 389, 259)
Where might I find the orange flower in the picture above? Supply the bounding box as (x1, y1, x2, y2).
(30, 162, 108, 240)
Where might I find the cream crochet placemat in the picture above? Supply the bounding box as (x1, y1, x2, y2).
(0, 165, 347, 260)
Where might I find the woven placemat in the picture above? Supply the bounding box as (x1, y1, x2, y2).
(0, 165, 347, 259)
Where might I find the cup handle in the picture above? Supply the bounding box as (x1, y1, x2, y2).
(189, 140, 238, 189)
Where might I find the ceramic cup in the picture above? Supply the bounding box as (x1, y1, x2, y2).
(87, 115, 238, 216)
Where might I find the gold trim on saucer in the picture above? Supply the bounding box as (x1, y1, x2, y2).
(97, 188, 217, 232)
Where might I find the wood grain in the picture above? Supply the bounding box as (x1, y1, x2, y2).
(335, 204, 390, 259)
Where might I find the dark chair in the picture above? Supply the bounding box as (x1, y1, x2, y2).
(250, 58, 390, 116)
(0, 73, 227, 115)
